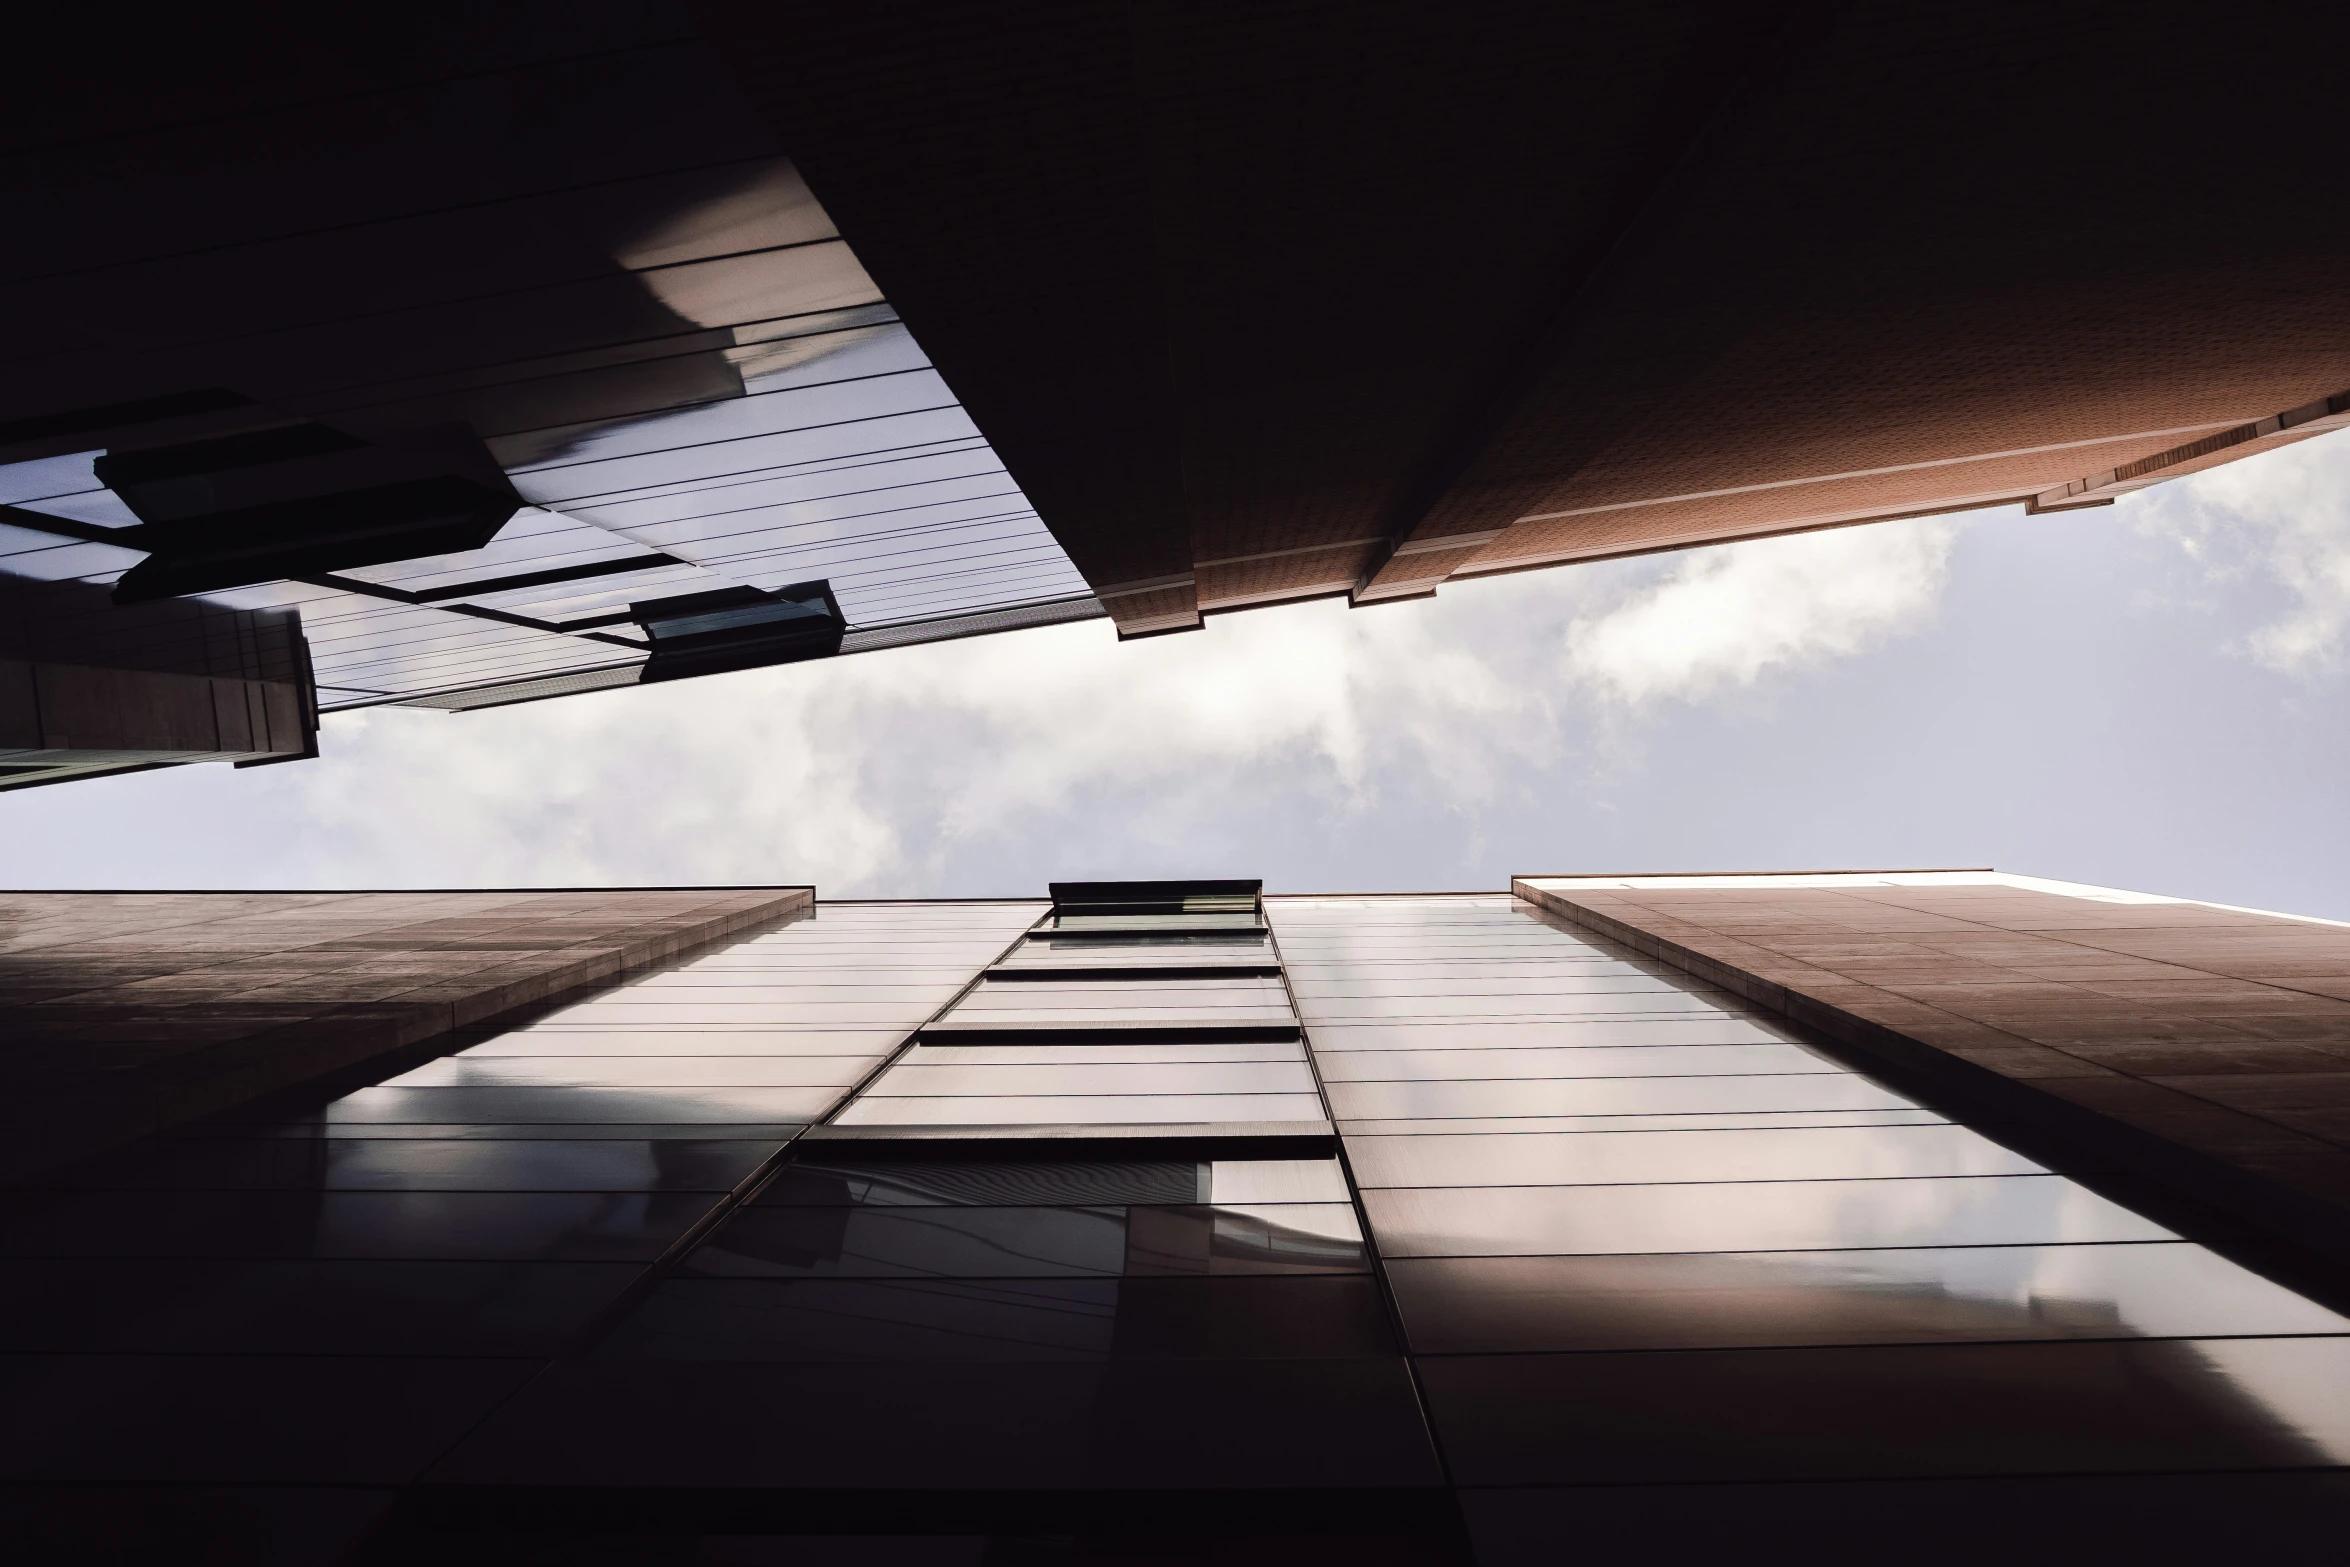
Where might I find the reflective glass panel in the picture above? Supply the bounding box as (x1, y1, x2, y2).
(1360, 1176, 2174, 1257)
(1384, 1244, 2350, 1352)
(682, 1202, 1366, 1278)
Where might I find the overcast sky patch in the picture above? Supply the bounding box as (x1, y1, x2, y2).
(5, 430, 2347, 917)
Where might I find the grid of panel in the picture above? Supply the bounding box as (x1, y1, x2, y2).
(632, 1152, 1374, 1371)
(835, 912, 1324, 1131)
(1267, 895, 2350, 1490)
(1043, 912, 1264, 933)
(0, 178, 1091, 708)
(414, 897, 1443, 1501)
(505, 320, 1090, 626)
(669, 1154, 1362, 1288)
(835, 1039, 1324, 1127)
(0, 498, 144, 578)
(0, 482, 655, 705)
(932, 973, 1297, 1030)
(367, 901, 1045, 1125)
(4, 493, 691, 704)
(424, 1146, 1442, 1500)
(254, 579, 640, 703)
(0, 901, 1039, 1296)
(995, 929, 1278, 970)
(0, 899, 1044, 1498)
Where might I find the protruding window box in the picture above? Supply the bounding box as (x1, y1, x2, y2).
(630, 581, 846, 683)
(99, 423, 520, 603)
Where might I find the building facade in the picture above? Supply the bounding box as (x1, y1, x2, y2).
(5, 1, 2349, 787)
(3, 874, 2347, 1560)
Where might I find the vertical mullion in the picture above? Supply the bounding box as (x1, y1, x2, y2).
(1263, 896, 1467, 1496)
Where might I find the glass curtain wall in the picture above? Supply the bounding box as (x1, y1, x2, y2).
(13, 887, 2350, 1561)
(0, 900, 1039, 1557)
(487, 880, 1451, 1541)
(1266, 893, 2350, 1559)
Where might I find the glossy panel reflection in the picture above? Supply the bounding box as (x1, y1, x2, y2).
(1360, 1177, 2172, 1256)
(597, 1275, 1393, 1362)
(511, 1122, 1436, 1500)
(936, 974, 1296, 1029)
(684, 1202, 1365, 1278)
(1421, 1338, 2350, 1483)
(1386, 1245, 2350, 1351)
(685, 1153, 1366, 1280)
(834, 906, 1323, 1131)
(15, 886, 2346, 1535)
(999, 930, 1277, 970)
(0, 899, 1049, 1505)
(0, 130, 1098, 716)
(1268, 893, 2350, 1498)
(1347, 1124, 2045, 1186)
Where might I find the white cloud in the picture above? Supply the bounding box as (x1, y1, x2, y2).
(1559, 518, 1956, 705)
(271, 518, 1965, 892)
(272, 588, 1552, 893)
(0, 516, 1978, 894)
(2127, 427, 2350, 674)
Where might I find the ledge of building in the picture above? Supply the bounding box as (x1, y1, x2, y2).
(0, 885, 813, 1184)
(799, 1122, 1337, 1160)
(1512, 873, 2350, 1282)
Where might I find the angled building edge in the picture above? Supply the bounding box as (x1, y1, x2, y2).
(1512, 873, 2350, 1289)
(0, 885, 812, 1184)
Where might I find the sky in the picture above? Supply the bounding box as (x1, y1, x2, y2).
(7, 430, 2350, 918)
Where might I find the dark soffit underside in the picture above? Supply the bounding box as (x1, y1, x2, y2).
(696, 0, 2350, 610)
